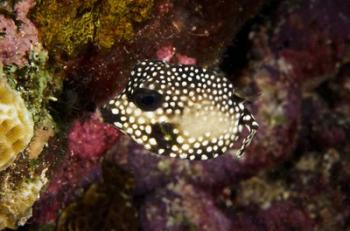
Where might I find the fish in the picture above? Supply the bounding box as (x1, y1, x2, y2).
(100, 60, 258, 160)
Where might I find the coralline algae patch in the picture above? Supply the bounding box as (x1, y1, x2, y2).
(0, 76, 33, 170)
(0, 0, 39, 67)
(30, 0, 154, 57)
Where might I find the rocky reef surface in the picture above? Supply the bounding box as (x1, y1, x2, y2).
(0, 0, 349, 230)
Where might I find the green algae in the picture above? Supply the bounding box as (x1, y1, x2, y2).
(31, 0, 154, 57)
(2, 44, 62, 129)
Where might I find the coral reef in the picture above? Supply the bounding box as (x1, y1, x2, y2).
(0, 1, 62, 229)
(0, 75, 33, 170)
(0, 0, 347, 230)
(30, 0, 267, 227)
(0, 47, 58, 230)
(107, 0, 349, 230)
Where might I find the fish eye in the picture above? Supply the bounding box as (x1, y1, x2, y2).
(131, 88, 164, 111)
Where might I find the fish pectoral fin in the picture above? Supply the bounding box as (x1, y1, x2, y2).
(236, 109, 259, 157)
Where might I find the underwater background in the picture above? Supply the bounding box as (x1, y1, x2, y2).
(0, 0, 350, 230)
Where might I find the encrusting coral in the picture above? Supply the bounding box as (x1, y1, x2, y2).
(0, 73, 33, 170)
(31, 0, 154, 58)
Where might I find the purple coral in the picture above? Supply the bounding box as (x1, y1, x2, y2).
(231, 201, 314, 231)
(140, 180, 232, 231)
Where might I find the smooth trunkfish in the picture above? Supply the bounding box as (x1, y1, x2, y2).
(101, 60, 258, 160)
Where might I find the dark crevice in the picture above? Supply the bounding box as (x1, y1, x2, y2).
(219, 0, 282, 77)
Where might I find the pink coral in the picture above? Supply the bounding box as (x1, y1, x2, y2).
(156, 45, 197, 64)
(176, 53, 197, 65)
(156, 45, 176, 62)
(68, 114, 119, 160)
(0, 0, 38, 66)
(33, 114, 120, 224)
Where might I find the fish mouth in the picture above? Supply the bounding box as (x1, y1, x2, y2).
(151, 122, 177, 155)
(99, 105, 121, 125)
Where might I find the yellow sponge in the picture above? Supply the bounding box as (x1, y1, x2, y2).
(0, 78, 34, 170)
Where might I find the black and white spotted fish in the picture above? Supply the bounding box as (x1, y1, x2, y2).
(100, 60, 258, 160)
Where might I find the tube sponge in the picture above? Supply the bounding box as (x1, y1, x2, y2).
(0, 77, 34, 170)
